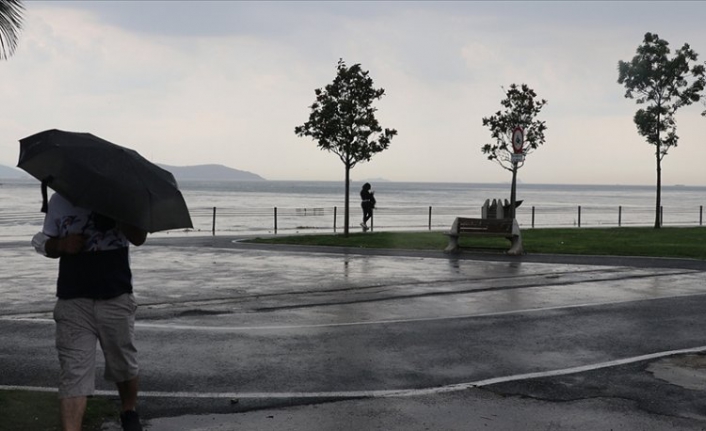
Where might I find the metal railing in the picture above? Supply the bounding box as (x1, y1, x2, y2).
(2, 205, 703, 239)
(189, 204, 705, 235)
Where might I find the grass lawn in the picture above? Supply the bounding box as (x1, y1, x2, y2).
(247, 227, 706, 260)
(0, 390, 117, 431)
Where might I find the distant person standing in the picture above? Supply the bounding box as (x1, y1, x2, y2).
(360, 182, 376, 232)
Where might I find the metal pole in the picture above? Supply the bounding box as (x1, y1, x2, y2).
(578, 205, 581, 228)
(212, 207, 216, 236)
(510, 162, 518, 219)
(660, 206, 663, 227)
(700, 205, 703, 226)
(618, 206, 622, 227)
(334, 206, 337, 233)
(428, 206, 432, 230)
(274, 207, 278, 234)
(531, 206, 535, 229)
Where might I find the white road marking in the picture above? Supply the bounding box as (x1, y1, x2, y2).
(3, 345, 706, 400)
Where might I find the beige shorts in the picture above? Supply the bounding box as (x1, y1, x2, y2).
(53, 293, 139, 398)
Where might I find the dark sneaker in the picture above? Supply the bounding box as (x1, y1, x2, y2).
(120, 410, 143, 431)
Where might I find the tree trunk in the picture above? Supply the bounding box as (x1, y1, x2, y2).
(654, 151, 661, 229)
(510, 162, 518, 219)
(344, 163, 350, 237)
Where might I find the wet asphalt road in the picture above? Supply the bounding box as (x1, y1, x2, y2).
(2, 235, 706, 430)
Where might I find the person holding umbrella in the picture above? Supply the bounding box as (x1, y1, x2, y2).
(19, 129, 193, 431)
(32, 192, 147, 431)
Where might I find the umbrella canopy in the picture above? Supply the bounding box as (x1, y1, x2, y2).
(17, 129, 193, 233)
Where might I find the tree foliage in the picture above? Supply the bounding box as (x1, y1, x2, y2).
(618, 32, 705, 159)
(481, 83, 547, 171)
(295, 59, 397, 235)
(617, 32, 705, 228)
(481, 83, 547, 221)
(0, 0, 23, 60)
(295, 59, 397, 170)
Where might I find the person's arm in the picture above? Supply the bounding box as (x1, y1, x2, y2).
(33, 233, 86, 259)
(117, 222, 147, 246)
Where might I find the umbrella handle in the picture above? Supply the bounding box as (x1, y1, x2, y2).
(41, 178, 51, 213)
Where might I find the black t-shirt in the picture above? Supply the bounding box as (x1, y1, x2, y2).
(361, 189, 375, 206)
(58, 247, 133, 299)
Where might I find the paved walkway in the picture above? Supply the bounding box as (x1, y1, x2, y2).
(2, 235, 706, 430)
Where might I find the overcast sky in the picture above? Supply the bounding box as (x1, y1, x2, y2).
(1, 1, 705, 185)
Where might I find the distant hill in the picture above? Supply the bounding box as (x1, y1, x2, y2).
(360, 177, 391, 183)
(0, 164, 28, 179)
(0, 162, 265, 181)
(158, 164, 266, 181)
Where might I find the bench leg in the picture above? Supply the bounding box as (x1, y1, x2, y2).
(444, 235, 459, 253)
(507, 235, 524, 256)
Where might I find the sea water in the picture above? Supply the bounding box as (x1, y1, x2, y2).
(1, 179, 704, 240)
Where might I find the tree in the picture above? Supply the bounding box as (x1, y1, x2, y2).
(0, 0, 24, 60)
(295, 59, 397, 236)
(618, 32, 705, 229)
(481, 83, 547, 219)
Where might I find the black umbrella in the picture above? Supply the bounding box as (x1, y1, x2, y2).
(17, 129, 193, 233)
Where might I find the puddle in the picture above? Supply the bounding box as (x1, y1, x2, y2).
(647, 354, 706, 390)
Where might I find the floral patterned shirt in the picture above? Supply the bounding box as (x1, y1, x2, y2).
(41, 193, 133, 299)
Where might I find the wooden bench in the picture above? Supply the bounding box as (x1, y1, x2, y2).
(444, 217, 523, 255)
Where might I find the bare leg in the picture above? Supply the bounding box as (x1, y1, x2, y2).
(116, 376, 139, 412)
(60, 396, 87, 431)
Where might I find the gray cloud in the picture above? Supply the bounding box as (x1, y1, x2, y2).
(40, 1, 706, 38)
(36, 1, 402, 37)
